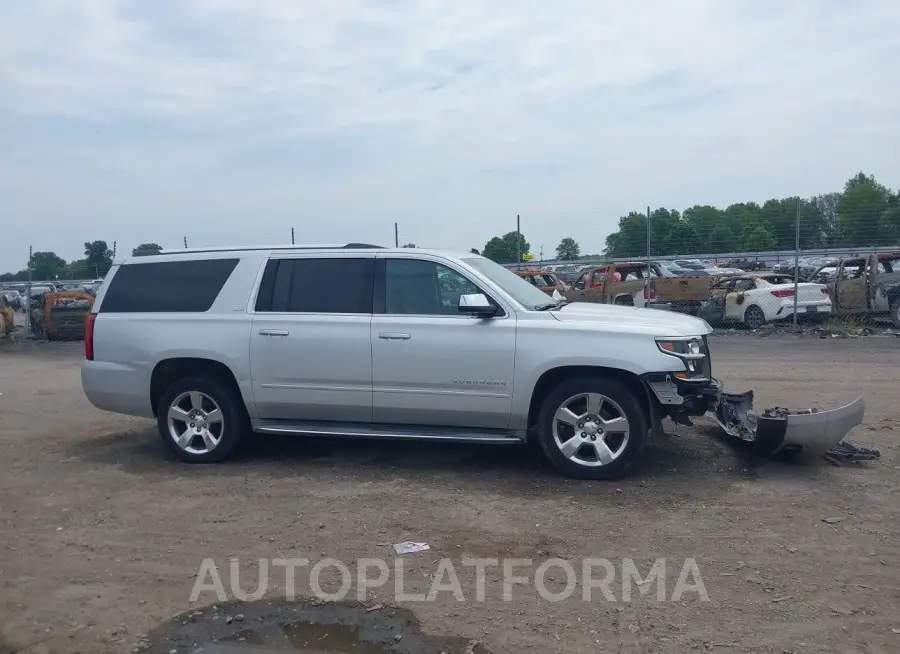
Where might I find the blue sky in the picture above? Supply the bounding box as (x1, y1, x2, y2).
(1, 0, 898, 266)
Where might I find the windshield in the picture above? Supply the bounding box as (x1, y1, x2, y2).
(462, 257, 555, 308)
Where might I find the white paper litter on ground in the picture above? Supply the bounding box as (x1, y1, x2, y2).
(393, 541, 430, 554)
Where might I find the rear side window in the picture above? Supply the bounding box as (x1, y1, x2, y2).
(255, 258, 373, 313)
(99, 259, 239, 313)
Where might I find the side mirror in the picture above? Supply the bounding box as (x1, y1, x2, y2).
(458, 293, 497, 317)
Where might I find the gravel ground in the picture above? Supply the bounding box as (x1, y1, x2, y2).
(0, 336, 898, 653)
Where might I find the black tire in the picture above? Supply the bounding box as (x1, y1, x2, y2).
(614, 295, 633, 306)
(535, 376, 648, 480)
(156, 375, 250, 463)
(891, 298, 900, 329)
(743, 305, 766, 330)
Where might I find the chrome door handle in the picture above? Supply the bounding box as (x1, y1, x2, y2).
(377, 332, 411, 340)
(258, 329, 289, 336)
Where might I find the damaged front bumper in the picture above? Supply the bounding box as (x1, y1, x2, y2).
(644, 374, 875, 463)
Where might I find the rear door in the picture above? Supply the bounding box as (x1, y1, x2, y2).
(249, 255, 375, 422)
(370, 254, 516, 429)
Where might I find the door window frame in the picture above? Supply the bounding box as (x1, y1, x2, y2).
(373, 255, 508, 318)
(250, 252, 377, 315)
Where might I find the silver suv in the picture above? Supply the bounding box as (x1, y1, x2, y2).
(80, 244, 861, 479)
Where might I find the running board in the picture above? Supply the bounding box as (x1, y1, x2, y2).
(251, 419, 525, 444)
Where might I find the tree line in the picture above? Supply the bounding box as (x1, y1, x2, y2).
(604, 172, 900, 258)
(0, 241, 163, 282)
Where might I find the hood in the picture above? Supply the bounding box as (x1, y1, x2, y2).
(551, 302, 712, 336)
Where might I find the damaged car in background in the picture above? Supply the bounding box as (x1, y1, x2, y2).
(808, 252, 900, 328)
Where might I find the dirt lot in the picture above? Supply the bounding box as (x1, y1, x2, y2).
(1, 336, 898, 653)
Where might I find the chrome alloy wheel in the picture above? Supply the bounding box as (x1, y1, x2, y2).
(166, 391, 225, 455)
(551, 392, 630, 467)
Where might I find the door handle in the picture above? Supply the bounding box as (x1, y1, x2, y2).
(258, 329, 289, 336)
(377, 332, 411, 340)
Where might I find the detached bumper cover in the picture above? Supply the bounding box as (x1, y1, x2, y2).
(711, 389, 873, 461)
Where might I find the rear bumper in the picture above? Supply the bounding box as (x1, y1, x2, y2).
(81, 360, 154, 418)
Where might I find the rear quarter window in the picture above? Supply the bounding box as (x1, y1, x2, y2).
(98, 258, 239, 313)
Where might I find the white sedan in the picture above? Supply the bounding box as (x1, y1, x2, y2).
(702, 274, 832, 329)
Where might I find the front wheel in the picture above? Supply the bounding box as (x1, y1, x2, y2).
(535, 377, 648, 480)
(156, 375, 249, 463)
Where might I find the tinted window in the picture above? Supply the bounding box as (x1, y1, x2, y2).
(258, 258, 373, 313)
(384, 259, 480, 315)
(99, 259, 238, 313)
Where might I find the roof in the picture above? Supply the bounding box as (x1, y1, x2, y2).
(115, 245, 484, 265)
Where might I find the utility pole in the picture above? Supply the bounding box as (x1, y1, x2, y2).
(646, 206, 652, 306)
(516, 214, 521, 270)
(24, 246, 32, 335)
(394, 222, 399, 248)
(183, 236, 188, 249)
(291, 227, 295, 245)
(792, 196, 801, 332)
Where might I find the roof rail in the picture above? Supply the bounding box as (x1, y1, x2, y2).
(155, 243, 386, 255)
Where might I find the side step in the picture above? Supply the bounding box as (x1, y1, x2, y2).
(251, 419, 525, 444)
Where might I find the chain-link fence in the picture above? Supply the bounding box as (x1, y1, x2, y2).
(595, 192, 900, 332)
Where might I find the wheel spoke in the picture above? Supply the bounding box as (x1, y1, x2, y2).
(168, 406, 190, 422)
(559, 436, 582, 459)
(189, 391, 204, 411)
(205, 408, 223, 424)
(201, 430, 218, 451)
(601, 416, 628, 434)
(554, 407, 581, 427)
(592, 440, 615, 464)
(586, 393, 604, 416)
(176, 430, 194, 449)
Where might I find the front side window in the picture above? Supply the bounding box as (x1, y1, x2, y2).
(257, 257, 374, 313)
(384, 259, 481, 315)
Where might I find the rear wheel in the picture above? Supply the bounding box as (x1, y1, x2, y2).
(743, 304, 767, 330)
(891, 298, 900, 329)
(535, 377, 648, 480)
(614, 295, 633, 306)
(156, 375, 249, 463)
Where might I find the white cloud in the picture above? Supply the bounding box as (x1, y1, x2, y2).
(1, 0, 898, 265)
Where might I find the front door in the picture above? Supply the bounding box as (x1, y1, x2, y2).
(249, 255, 375, 422)
(370, 255, 517, 430)
(835, 259, 867, 313)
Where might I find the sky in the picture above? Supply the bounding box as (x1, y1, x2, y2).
(1, 0, 899, 267)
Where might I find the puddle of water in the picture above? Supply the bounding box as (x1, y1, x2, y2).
(144, 598, 489, 654)
(217, 620, 389, 652)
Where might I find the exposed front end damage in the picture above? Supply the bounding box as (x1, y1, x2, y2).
(643, 373, 877, 464)
(711, 391, 875, 462)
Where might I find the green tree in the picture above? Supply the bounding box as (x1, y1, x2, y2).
(30, 251, 67, 280)
(836, 173, 892, 246)
(662, 221, 698, 256)
(707, 225, 738, 253)
(555, 237, 580, 260)
(401, 243, 416, 248)
(132, 242, 162, 257)
(604, 212, 647, 258)
(741, 226, 776, 252)
(482, 237, 510, 263)
(84, 240, 113, 275)
(482, 232, 530, 264)
(469, 248, 480, 255)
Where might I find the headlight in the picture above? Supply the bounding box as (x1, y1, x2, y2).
(655, 337, 708, 379)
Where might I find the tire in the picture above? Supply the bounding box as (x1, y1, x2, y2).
(743, 304, 766, 330)
(614, 295, 633, 306)
(535, 376, 648, 480)
(156, 375, 250, 463)
(891, 298, 900, 329)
